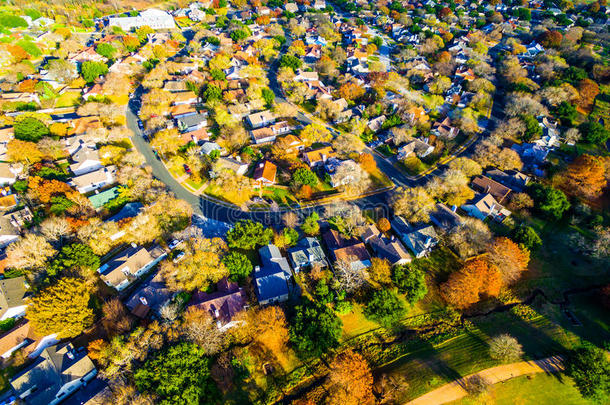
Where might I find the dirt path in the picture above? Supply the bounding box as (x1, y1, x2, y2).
(405, 356, 564, 405)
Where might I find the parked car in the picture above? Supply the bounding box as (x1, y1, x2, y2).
(168, 239, 183, 249)
(173, 251, 186, 263)
(184, 164, 192, 174)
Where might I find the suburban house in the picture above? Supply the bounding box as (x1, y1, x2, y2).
(432, 117, 459, 139)
(0, 126, 14, 160)
(334, 243, 372, 271)
(188, 278, 247, 329)
(461, 193, 511, 222)
(361, 224, 411, 265)
(430, 203, 462, 231)
(10, 343, 97, 405)
(108, 8, 176, 30)
(172, 90, 199, 105)
(471, 175, 512, 204)
(253, 161, 277, 188)
(70, 165, 116, 194)
(0, 321, 37, 359)
(255, 245, 292, 305)
(325, 158, 359, 187)
(392, 216, 439, 258)
(0, 277, 29, 321)
(98, 244, 168, 291)
(303, 146, 336, 167)
(486, 169, 530, 192)
(280, 135, 305, 156)
(0, 163, 22, 186)
(246, 110, 275, 129)
(0, 215, 20, 248)
(201, 142, 222, 156)
(216, 157, 248, 176)
(367, 115, 387, 132)
(287, 237, 328, 272)
(250, 121, 292, 144)
(397, 139, 434, 160)
(125, 271, 173, 319)
(69, 148, 103, 176)
(177, 113, 207, 132)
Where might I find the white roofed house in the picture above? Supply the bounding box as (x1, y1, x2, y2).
(397, 139, 434, 160)
(246, 110, 275, 129)
(69, 148, 103, 176)
(108, 9, 176, 31)
(70, 166, 117, 194)
(0, 163, 22, 186)
(98, 244, 168, 291)
(461, 193, 511, 223)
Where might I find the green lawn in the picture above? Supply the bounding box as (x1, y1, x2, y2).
(448, 373, 593, 405)
(54, 91, 81, 107)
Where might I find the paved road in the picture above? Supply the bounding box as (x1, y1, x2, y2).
(406, 356, 564, 405)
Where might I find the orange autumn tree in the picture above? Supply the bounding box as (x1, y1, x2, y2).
(577, 79, 600, 110)
(326, 349, 375, 405)
(440, 259, 502, 309)
(488, 237, 530, 284)
(561, 154, 607, 200)
(336, 82, 365, 101)
(358, 152, 377, 172)
(233, 306, 290, 354)
(27, 176, 75, 203)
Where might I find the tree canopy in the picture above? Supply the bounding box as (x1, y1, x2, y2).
(226, 220, 273, 250)
(14, 117, 49, 142)
(364, 289, 407, 327)
(392, 265, 428, 304)
(290, 299, 343, 358)
(565, 345, 610, 402)
(134, 342, 219, 405)
(530, 184, 570, 220)
(48, 243, 100, 277)
(222, 251, 253, 282)
(81, 61, 109, 83)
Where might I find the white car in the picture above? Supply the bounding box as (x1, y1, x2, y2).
(168, 239, 183, 249)
(172, 251, 186, 263)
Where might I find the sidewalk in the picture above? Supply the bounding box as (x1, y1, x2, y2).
(405, 356, 564, 405)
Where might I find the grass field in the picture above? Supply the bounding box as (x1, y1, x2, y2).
(448, 373, 593, 405)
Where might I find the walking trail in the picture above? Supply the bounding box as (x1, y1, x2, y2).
(405, 356, 564, 405)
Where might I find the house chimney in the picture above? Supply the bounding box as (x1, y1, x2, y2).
(140, 297, 148, 306)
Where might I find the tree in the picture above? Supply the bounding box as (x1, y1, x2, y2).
(6, 234, 56, 270)
(13, 117, 49, 142)
(301, 212, 320, 236)
(392, 186, 435, 223)
(226, 220, 272, 249)
(234, 306, 290, 353)
(150, 128, 182, 157)
(579, 121, 609, 144)
(7, 139, 44, 163)
(538, 30, 563, 48)
(367, 257, 392, 286)
(336, 82, 365, 101)
(440, 259, 502, 309)
(101, 298, 133, 338)
(377, 217, 391, 233)
(489, 334, 524, 363)
(222, 251, 253, 282)
(290, 299, 343, 358)
(565, 345, 610, 402)
(292, 168, 318, 187)
(48, 243, 100, 277)
(80, 61, 109, 83)
(392, 265, 427, 304)
(334, 258, 368, 293)
(299, 123, 332, 145)
(553, 102, 577, 126)
(332, 132, 365, 157)
(530, 184, 570, 220)
(27, 278, 94, 338)
(488, 237, 530, 284)
(134, 342, 219, 405)
(279, 54, 302, 70)
(182, 307, 226, 355)
(359, 153, 377, 172)
(511, 226, 542, 250)
(160, 237, 228, 292)
(46, 59, 77, 83)
(327, 350, 375, 405)
(577, 79, 599, 110)
(561, 154, 607, 200)
(364, 289, 406, 327)
(519, 114, 543, 142)
(96, 43, 116, 59)
(448, 157, 482, 177)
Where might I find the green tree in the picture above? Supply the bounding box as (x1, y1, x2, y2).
(280, 54, 303, 70)
(292, 168, 318, 187)
(202, 84, 222, 102)
(80, 61, 109, 83)
(579, 121, 610, 144)
(565, 345, 610, 402)
(26, 278, 94, 338)
(301, 212, 320, 235)
(363, 289, 406, 327)
(226, 220, 273, 249)
(530, 184, 570, 220)
(95, 43, 116, 59)
(262, 88, 275, 107)
(210, 68, 225, 81)
(222, 251, 253, 282)
(553, 102, 577, 126)
(519, 114, 542, 142)
(290, 299, 343, 357)
(48, 243, 100, 277)
(0, 14, 28, 28)
(134, 342, 219, 405)
(14, 117, 49, 142)
(230, 28, 249, 42)
(392, 266, 428, 304)
(511, 225, 542, 250)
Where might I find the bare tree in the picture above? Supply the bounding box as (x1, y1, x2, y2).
(489, 334, 524, 363)
(6, 234, 56, 270)
(334, 258, 368, 293)
(159, 302, 180, 324)
(182, 307, 226, 355)
(282, 212, 300, 228)
(445, 218, 492, 258)
(39, 216, 72, 244)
